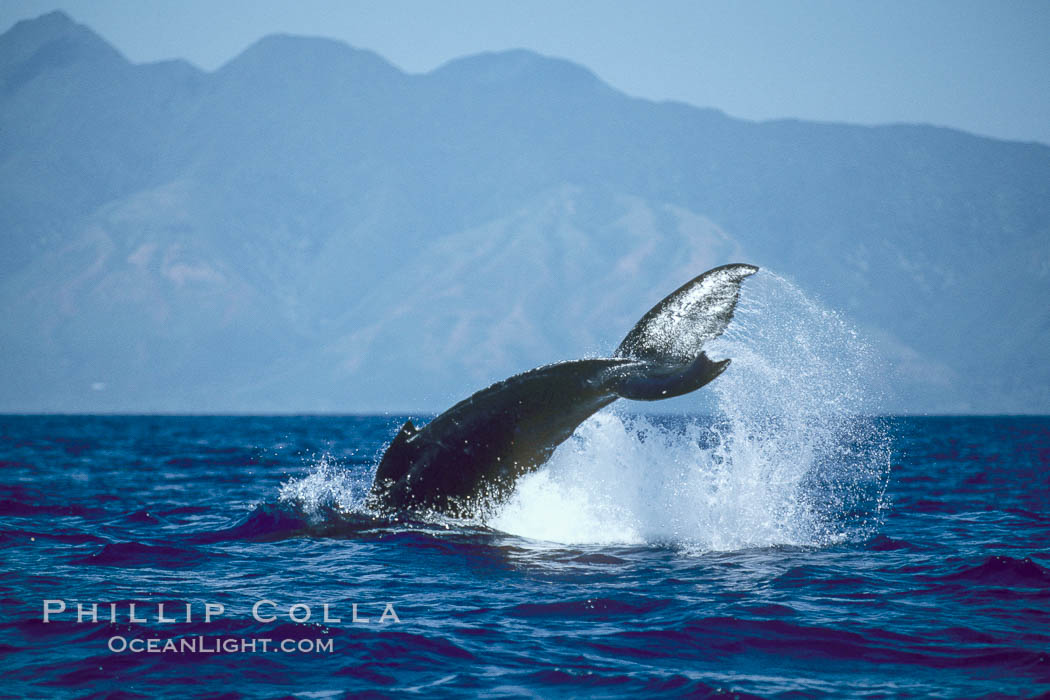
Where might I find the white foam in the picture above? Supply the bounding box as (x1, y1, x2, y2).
(277, 455, 369, 521)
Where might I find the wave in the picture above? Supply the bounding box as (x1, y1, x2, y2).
(69, 542, 209, 568)
(940, 555, 1050, 587)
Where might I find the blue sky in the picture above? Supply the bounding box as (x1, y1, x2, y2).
(2, 0, 1049, 145)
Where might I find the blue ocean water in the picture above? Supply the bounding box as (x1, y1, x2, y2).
(1, 413, 1048, 699)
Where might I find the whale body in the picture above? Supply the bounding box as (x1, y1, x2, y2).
(367, 263, 759, 517)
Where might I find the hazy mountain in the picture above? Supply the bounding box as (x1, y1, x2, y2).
(2, 11, 1048, 413)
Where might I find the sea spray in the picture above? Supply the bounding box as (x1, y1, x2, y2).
(277, 454, 369, 522)
(490, 270, 891, 549)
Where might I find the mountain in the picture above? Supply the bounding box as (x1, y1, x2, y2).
(2, 11, 1048, 413)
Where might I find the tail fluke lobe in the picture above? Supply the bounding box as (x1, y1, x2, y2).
(616, 263, 758, 364)
(612, 263, 756, 403)
(614, 353, 730, 401)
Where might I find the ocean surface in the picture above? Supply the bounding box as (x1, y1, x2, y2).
(1, 413, 1048, 699)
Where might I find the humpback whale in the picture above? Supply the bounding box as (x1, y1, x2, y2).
(367, 263, 759, 517)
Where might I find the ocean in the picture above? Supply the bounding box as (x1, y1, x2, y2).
(1, 413, 1047, 698)
(2, 273, 1047, 698)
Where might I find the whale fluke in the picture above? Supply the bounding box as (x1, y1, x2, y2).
(368, 263, 759, 517)
(616, 263, 759, 364)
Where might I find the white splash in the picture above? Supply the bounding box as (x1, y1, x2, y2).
(490, 270, 891, 550)
(277, 455, 368, 522)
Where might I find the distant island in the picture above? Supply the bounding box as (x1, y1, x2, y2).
(2, 11, 1048, 413)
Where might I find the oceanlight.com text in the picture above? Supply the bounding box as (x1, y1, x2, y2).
(107, 636, 334, 654)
